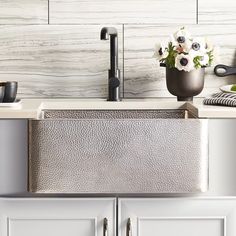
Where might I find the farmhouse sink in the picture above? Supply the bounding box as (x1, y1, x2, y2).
(28, 109, 209, 194)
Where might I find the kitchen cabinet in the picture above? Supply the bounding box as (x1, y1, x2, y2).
(119, 198, 236, 236)
(0, 198, 116, 236)
(1, 197, 236, 236)
(0, 120, 28, 195)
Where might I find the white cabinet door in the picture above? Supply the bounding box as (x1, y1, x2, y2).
(119, 198, 236, 236)
(0, 198, 116, 236)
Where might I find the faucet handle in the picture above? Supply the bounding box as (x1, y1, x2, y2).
(109, 77, 120, 88)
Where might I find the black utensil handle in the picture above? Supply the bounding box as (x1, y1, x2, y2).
(160, 63, 166, 67)
(214, 64, 236, 77)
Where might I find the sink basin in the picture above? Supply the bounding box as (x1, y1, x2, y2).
(28, 109, 208, 194)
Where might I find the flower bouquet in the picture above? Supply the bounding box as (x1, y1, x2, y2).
(154, 27, 215, 101)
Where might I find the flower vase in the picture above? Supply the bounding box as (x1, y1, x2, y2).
(166, 67, 205, 101)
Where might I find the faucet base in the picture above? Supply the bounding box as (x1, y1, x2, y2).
(107, 70, 121, 101)
(107, 86, 121, 102)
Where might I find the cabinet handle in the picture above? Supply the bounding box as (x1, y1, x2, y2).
(126, 218, 132, 236)
(103, 218, 108, 236)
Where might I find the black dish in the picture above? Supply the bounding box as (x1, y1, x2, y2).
(0, 83, 5, 102)
(3, 81, 18, 103)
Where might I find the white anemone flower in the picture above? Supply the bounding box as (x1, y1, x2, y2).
(199, 54, 210, 66)
(153, 43, 168, 60)
(170, 34, 178, 47)
(190, 37, 206, 56)
(175, 54, 194, 72)
(177, 40, 192, 53)
(172, 28, 192, 53)
(173, 28, 191, 44)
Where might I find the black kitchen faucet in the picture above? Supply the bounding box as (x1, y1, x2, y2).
(100, 27, 121, 101)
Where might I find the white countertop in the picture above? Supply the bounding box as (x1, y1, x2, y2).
(0, 98, 236, 119)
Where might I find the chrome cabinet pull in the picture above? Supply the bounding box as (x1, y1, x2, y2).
(126, 218, 132, 236)
(103, 218, 108, 236)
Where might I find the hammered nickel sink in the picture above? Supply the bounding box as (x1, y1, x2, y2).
(29, 109, 209, 194)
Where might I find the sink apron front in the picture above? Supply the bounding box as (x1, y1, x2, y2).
(29, 110, 209, 194)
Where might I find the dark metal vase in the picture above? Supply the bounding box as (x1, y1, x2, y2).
(166, 67, 205, 101)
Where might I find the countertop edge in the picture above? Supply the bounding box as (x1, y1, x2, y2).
(0, 99, 235, 119)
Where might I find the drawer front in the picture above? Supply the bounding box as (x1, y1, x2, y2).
(29, 119, 208, 194)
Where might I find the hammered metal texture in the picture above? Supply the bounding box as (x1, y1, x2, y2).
(29, 111, 208, 194)
(42, 109, 191, 119)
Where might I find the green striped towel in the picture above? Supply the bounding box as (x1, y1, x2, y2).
(204, 92, 236, 107)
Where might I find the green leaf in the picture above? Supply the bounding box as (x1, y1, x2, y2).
(207, 50, 214, 66)
(164, 42, 177, 68)
(231, 85, 236, 91)
(193, 56, 202, 69)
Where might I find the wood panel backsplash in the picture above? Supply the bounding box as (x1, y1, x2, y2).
(199, 0, 236, 24)
(0, 0, 48, 24)
(50, 0, 196, 24)
(0, 0, 235, 98)
(0, 25, 123, 97)
(124, 25, 236, 97)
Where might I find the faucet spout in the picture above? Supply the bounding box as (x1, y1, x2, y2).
(100, 27, 121, 101)
(100, 27, 118, 40)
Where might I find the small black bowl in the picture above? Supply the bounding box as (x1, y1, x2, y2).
(0, 83, 5, 102)
(3, 81, 18, 103)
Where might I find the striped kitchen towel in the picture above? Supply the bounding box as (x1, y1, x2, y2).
(204, 92, 236, 107)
